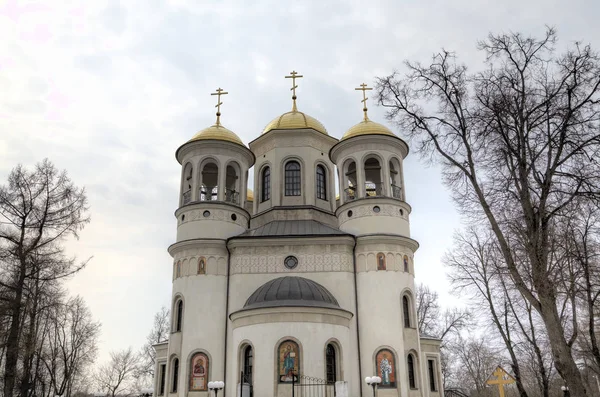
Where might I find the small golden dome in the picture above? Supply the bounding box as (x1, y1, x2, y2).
(247, 189, 254, 201)
(341, 119, 396, 140)
(263, 110, 328, 135)
(188, 124, 245, 146)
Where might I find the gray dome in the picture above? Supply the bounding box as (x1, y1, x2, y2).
(242, 276, 340, 311)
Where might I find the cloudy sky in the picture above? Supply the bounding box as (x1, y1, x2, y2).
(1, 0, 598, 365)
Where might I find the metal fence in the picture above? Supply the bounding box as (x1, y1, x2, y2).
(292, 375, 335, 397)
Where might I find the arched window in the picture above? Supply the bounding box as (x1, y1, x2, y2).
(190, 352, 209, 391)
(200, 162, 219, 201)
(261, 167, 271, 202)
(403, 255, 409, 273)
(364, 157, 383, 196)
(377, 253, 386, 271)
(376, 349, 397, 388)
(408, 354, 416, 389)
(278, 340, 300, 383)
(325, 344, 337, 384)
(182, 163, 193, 205)
(403, 295, 411, 328)
(285, 161, 301, 196)
(242, 346, 253, 387)
(344, 160, 357, 201)
(175, 299, 183, 332)
(198, 258, 206, 275)
(171, 358, 179, 393)
(316, 165, 327, 200)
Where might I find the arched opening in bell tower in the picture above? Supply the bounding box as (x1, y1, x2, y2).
(389, 158, 402, 199)
(225, 163, 240, 204)
(200, 162, 219, 201)
(364, 157, 383, 197)
(182, 163, 193, 205)
(343, 159, 357, 201)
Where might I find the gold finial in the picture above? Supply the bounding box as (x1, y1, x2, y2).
(210, 87, 228, 126)
(285, 70, 303, 111)
(355, 83, 373, 121)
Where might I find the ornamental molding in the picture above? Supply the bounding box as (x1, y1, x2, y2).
(230, 244, 353, 274)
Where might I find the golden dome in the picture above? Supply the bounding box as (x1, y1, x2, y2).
(263, 110, 328, 135)
(188, 124, 245, 146)
(341, 119, 396, 140)
(247, 189, 254, 201)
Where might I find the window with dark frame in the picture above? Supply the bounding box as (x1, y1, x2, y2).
(316, 165, 327, 200)
(172, 358, 179, 393)
(243, 346, 253, 386)
(428, 359, 437, 391)
(326, 344, 337, 384)
(408, 354, 416, 389)
(159, 364, 166, 395)
(285, 161, 301, 196)
(262, 167, 271, 201)
(403, 296, 411, 328)
(176, 300, 183, 332)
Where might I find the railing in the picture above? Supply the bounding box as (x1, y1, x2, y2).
(445, 389, 469, 397)
(225, 189, 239, 205)
(344, 187, 356, 201)
(365, 182, 384, 197)
(199, 186, 218, 201)
(182, 190, 191, 205)
(292, 374, 335, 397)
(391, 184, 402, 199)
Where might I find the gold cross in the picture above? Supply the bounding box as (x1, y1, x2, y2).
(210, 87, 228, 126)
(486, 367, 515, 397)
(355, 83, 373, 121)
(285, 70, 303, 111)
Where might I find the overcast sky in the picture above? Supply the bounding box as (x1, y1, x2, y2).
(1, 0, 598, 365)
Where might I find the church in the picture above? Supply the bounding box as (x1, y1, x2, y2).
(153, 72, 443, 397)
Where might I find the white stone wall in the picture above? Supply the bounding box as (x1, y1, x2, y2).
(228, 321, 354, 397)
(250, 129, 338, 214)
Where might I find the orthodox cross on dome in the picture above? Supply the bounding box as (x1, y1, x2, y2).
(210, 87, 228, 126)
(485, 366, 515, 397)
(355, 83, 373, 121)
(285, 70, 303, 111)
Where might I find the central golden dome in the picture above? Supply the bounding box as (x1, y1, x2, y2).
(341, 119, 396, 140)
(262, 110, 328, 135)
(188, 124, 245, 146)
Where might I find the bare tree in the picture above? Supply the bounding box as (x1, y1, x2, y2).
(41, 295, 101, 397)
(376, 27, 600, 395)
(95, 348, 139, 397)
(137, 307, 170, 382)
(0, 159, 90, 397)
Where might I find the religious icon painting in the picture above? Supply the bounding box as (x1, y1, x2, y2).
(190, 352, 209, 391)
(376, 349, 396, 388)
(377, 253, 386, 270)
(278, 340, 300, 383)
(403, 255, 409, 272)
(198, 257, 206, 275)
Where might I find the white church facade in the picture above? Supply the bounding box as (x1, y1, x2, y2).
(153, 73, 443, 397)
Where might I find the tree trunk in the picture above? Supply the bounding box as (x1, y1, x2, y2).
(4, 264, 26, 397)
(539, 293, 588, 395)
